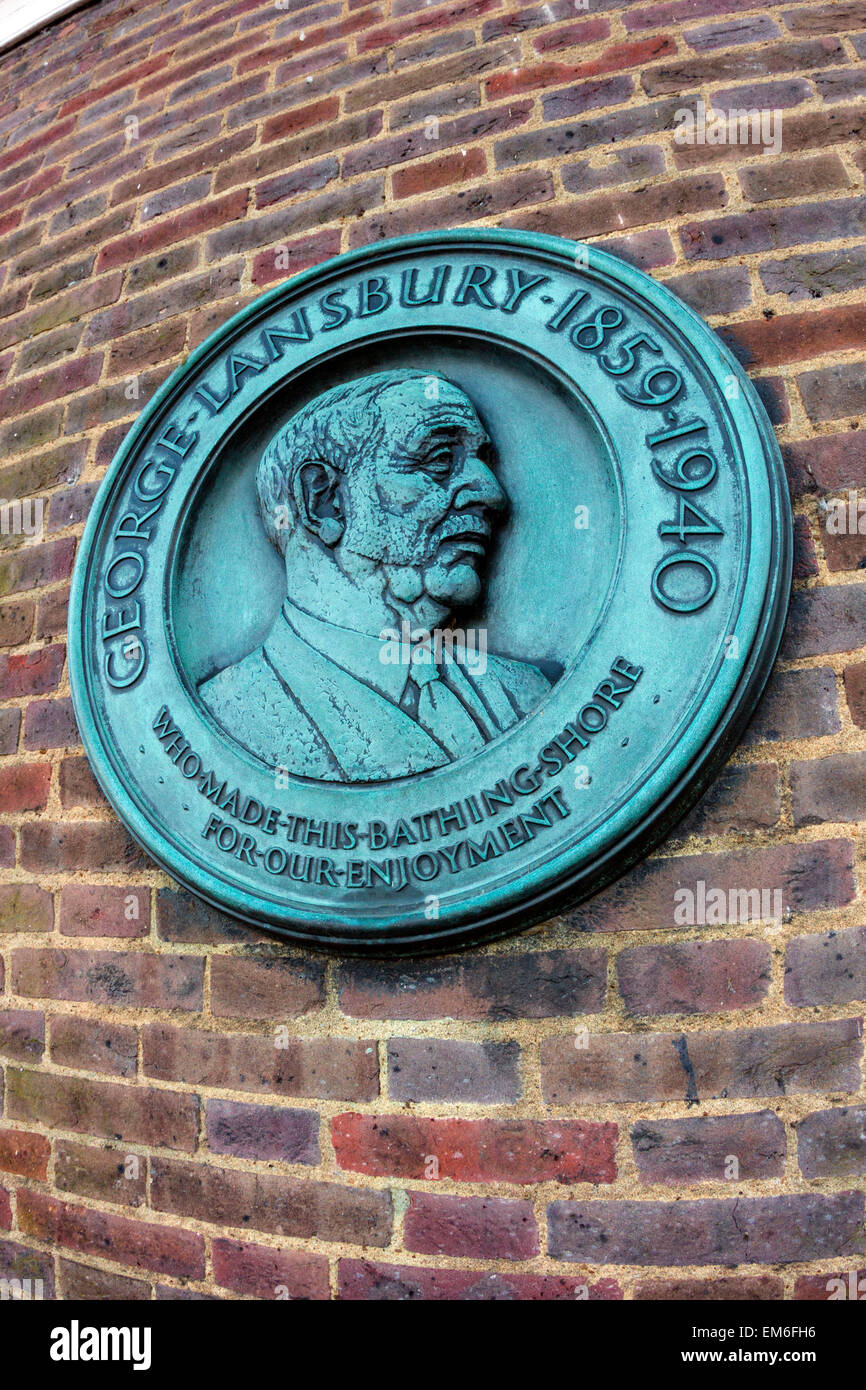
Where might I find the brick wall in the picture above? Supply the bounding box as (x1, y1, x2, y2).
(0, 0, 864, 1303)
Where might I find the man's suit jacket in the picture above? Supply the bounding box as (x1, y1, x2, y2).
(199, 604, 552, 782)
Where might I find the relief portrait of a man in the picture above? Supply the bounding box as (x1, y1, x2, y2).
(199, 369, 552, 781)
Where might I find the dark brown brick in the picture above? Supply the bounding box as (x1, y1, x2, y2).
(11, 947, 203, 1011)
(542, 1017, 863, 1104)
(549, 1191, 864, 1265)
(143, 1022, 377, 1101)
(632, 1110, 786, 1183)
(617, 938, 771, 1017)
(340, 1258, 620, 1300)
(797, 1106, 866, 1178)
(211, 951, 325, 1019)
(55, 1140, 147, 1207)
(785, 925, 866, 1007)
(339, 948, 606, 1020)
(387, 1038, 521, 1103)
(6, 1067, 199, 1151)
(50, 1014, 138, 1078)
(151, 1156, 392, 1246)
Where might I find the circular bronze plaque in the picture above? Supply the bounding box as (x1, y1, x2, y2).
(69, 229, 791, 954)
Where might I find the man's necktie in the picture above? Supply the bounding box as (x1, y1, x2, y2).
(407, 662, 488, 759)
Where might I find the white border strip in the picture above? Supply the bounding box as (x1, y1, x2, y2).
(0, 0, 92, 57)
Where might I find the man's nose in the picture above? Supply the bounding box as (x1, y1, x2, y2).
(452, 453, 507, 514)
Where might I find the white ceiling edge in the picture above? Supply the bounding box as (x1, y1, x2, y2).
(0, 0, 93, 58)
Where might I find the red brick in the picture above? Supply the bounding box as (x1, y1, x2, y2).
(0, 645, 65, 699)
(18, 1189, 205, 1279)
(405, 1193, 538, 1260)
(212, 1237, 329, 1300)
(794, 1267, 866, 1300)
(332, 1114, 617, 1184)
(720, 305, 866, 369)
(340, 1259, 621, 1300)
(0, 761, 50, 812)
(261, 95, 340, 145)
(251, 228, 341, 286)
(393, 147, 486, 200)
(0, 1125, 50, 1179)
(488, 36, 675, 99)
(59, 883, 150, 938)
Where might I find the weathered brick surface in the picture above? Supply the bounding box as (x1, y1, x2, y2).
(0, 0, 863, 1303)
(332, 1113, 617, 1183)
(631, 1111, 787, 1184)
(542, 1018, 863, 1103)
(616, 938, 771, 1017)
(548, 1192, 865, 1266)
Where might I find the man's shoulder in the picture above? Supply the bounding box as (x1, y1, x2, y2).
(475, 651, 554, 712)
(199, 648, 270, 706)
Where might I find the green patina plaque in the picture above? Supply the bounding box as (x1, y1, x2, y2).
(68, 229, 792, 955)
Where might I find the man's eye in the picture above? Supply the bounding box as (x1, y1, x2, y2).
(423, 447, 453, 470)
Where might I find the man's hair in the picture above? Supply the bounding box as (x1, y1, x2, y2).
(256, 369, 450, 555)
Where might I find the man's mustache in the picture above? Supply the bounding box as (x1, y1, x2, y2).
(434, 510, 495, 549)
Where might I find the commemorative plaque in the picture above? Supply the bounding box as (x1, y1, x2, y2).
(69, 229, 791, 954)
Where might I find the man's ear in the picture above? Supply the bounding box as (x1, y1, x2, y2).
(292, 460, 345, 547)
